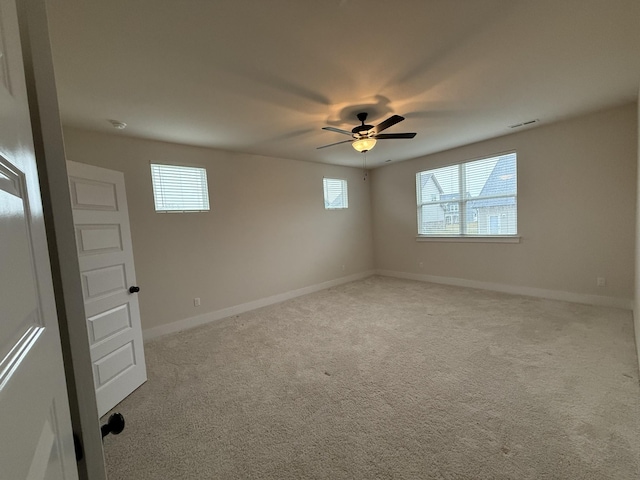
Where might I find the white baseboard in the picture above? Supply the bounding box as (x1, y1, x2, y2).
(143, 270, 375, 341)
(144, 269, 632, 341)
(376, 269, 633, 310)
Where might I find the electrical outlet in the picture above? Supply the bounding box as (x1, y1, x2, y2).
(342, 264, 346, 271)
(596, 277, 606, 287)
(194, 297, 201, 307)
(419, 262, 424, 268)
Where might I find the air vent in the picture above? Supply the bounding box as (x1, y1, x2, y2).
(509, 119, 539, 129)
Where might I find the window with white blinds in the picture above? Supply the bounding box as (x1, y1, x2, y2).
(323, 178, 348, 209)
(416, 152, 517, 236)
(150, 164, 210, 212)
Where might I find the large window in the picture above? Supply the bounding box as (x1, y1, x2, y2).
(150, 164, 210, 212)
(323, 178, 348, 209)
(416, 152, 517, 237)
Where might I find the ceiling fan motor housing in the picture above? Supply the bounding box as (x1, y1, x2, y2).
(352, 125, 375, 138)
(352, 112, 374, 138)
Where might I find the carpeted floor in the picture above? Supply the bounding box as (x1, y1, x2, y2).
(103, 276, 640, 479)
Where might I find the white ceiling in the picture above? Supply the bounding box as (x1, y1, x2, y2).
(46, 0, 640, 168)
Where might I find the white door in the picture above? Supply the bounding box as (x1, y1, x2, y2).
(0, 0, 79, 477)
(67, 161, 147, 417)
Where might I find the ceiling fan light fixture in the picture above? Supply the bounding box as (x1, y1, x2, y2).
(352, 137, 377, 153)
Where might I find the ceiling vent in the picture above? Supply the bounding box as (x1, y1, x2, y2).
(509, 119, 539, 129)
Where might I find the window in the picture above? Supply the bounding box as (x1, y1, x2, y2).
(416, 152, 517, 237)
(150, 164, 210, 212)
(323, 178, 348, 209)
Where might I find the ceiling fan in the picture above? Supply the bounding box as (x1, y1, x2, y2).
(318, 112, 416, 153)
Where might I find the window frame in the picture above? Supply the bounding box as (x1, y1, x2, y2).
(150, 163, 210, 213)
(415, 151, 520, 243)
(323, 177, 348, 210)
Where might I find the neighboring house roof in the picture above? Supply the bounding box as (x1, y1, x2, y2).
(421, 173, 444, 194)
(327, 192, 344, 207)
(440, 193, 461, 201)
(468, 156, 517, 208)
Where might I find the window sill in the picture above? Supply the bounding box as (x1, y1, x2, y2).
(416, 235, 521, 244)
(156, 210, 210, 213)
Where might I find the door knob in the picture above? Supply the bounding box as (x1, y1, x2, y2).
(101, 413, 125, 440)
(129, 286, 140, 294)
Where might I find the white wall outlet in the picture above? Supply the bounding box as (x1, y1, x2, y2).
(342, 264, 346, 271)
(596, 277, 606, 287)
(194, 297, 201, 307)
(419, 262, 424, 268)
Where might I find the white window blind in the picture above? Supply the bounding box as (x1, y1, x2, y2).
(323, 178, 348, 209)
(150, 164, 210, 212)
(416, 152, 517, 236)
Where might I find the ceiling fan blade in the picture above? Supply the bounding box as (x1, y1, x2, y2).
(316, 139, 353, 149)
(373, 114, 405, 134)
(322, 126, 353, 136)
(375, 132, 416, 139)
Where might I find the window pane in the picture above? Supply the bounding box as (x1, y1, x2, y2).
(428, 164, 459, 198)
(466, 153, 517, 235)
(151, 164, 210, 212)
(419, 204, 451, 235)
(466, 154, 517, 199)
(465, 157, 499, 197)
(416, 152, 517, 236)
(323, 178, 348, 209)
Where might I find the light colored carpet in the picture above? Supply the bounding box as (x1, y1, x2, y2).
(103, 276, 640, 479)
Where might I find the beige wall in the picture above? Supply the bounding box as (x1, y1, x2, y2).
(62, 128, 374, 331)
(62, 103, 637, 334)
(372, 104, 637, 302)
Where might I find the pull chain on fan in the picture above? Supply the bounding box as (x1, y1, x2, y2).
(363, 151, 368, 181)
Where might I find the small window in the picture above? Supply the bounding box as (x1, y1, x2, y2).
(323, 178, 348, 209)
(416, 152, 517, 237)
(150, 164, 210, 212)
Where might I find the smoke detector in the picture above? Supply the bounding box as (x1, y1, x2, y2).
(108, 119, 127, 130)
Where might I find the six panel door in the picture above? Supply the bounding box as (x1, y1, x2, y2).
(67, 160, 147, 417)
